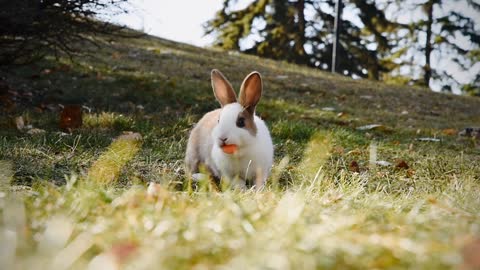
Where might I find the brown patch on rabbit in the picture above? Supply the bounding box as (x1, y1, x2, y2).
(237, 109, 257, 136)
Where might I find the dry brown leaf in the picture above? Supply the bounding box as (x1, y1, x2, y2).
(442, 128, 457, 136)
(60, 105, 83, 132)
(395, 160, 409, 170)
(349, 161, 360, 173)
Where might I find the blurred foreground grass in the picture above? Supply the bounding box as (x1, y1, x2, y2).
(0, 32, 480, 269)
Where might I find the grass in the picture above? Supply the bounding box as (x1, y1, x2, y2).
(1, 33, 480, 269)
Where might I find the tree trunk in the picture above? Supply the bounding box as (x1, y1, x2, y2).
(295, 0, 307, 63)
(424, 0, 434, 87)
(332, 0, 343, 73)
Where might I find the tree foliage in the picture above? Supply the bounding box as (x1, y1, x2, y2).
(206, 0, 403, 80)
(0, 0, 129, 65)
(396, 0, 480, 89)
(206, 0, 480, 94)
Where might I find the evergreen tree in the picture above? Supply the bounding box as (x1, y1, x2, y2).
(205, 0, 401, 80)
(206, 0, 479, 94)
(391, 0, 480, 90)
(0, 0, 130, 65)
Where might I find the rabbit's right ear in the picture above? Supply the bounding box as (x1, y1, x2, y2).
(211, 69, 237, 107)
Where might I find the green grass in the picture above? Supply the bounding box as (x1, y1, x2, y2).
(1, 33, 480, 269)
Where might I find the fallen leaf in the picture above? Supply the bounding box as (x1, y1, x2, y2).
(60, 105, 83, 132)
(14, 116, 24, 130)
(442, 128, 457, 136)
(395, 160, 409, 170)
(349, 161, 360, 173)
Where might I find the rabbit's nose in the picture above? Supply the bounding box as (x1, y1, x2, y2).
(219, 137, 228, 143)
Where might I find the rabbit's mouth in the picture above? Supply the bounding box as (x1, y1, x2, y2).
(220, 143, 238, 154)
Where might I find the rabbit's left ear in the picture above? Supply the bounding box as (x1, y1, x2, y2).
(211, 69, 237, 107)
(239, 71, 262, 114)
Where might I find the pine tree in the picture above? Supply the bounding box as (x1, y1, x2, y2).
(205, 0, 269, 51)
(394, 0, 480, 91)
(205, 0, 401, 80)
(0, 0, 130, 65)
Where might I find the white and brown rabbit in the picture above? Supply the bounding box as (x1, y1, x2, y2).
(185, 69, 274, 189)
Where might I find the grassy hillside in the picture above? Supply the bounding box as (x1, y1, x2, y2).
(1, 33, 479, 269)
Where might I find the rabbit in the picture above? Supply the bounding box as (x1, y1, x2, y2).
(185, 69, 274, 189)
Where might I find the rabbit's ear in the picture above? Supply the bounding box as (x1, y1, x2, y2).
(211, 69, 237, 107)
(239, 71, 262, 114)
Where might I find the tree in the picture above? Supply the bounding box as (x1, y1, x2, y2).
(390, 0, 480, 90)
(206, 0, 402, 80)
(0, 0, 130, 65)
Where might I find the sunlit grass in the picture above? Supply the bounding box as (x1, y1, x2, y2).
(2, 163, 479, 269)
(0, 30, 479, 270)
(2, 123, 479, 269)
(87, 132, 142, 185)
(83, 113, 134, 130)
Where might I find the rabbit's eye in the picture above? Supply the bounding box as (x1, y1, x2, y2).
(236, 117, 245, 128)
